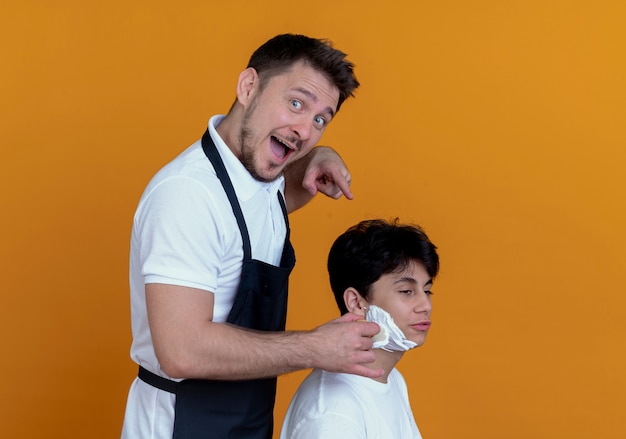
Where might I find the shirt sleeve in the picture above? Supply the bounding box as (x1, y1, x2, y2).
(134, 175, 229, 292)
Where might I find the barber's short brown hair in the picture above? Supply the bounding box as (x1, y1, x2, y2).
(247, 33, 359, 112)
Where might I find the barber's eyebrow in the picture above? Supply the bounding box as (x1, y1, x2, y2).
(294, 87, 336, 117)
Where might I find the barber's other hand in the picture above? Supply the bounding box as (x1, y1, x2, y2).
(308, 313, 384, 379)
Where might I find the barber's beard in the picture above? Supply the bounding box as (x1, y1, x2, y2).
(238, 101, 280, 183)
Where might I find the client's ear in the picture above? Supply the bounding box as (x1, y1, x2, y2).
(343, 287, 368, 317)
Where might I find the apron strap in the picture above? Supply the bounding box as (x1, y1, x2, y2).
(201, 129, 252, 260)
(138, 366, 178, 394)
(276, 190, 290, 238)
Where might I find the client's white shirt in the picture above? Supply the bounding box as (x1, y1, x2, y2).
(280, 368, 422, 439)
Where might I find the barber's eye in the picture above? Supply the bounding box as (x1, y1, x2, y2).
(314, 115, 326, 127)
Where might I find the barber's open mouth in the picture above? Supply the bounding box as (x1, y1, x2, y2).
(270, 135, 294, 159)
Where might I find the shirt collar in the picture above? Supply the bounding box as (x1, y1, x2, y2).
(208, 115, 285, 202)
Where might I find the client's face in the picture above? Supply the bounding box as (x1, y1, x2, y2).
(366, 260, 433, 348)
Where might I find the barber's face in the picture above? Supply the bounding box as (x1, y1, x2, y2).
(238, 61, 339, 182)
(366, 260, 434, 348)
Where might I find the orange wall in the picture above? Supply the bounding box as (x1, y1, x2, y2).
(1, 1, 625, 438)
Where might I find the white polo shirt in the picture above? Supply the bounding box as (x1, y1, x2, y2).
(121, 115, 287, 439)
(280, 368, 423, 439)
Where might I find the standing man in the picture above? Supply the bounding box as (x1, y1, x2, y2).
(121, 34, 383, 439)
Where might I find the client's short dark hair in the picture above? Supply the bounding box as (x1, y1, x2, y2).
(327, 218, 439, 315)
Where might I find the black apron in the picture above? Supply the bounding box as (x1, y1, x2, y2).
(139, 130, 296, 439)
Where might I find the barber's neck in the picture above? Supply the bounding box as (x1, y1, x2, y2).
(215, 106, 243, 159)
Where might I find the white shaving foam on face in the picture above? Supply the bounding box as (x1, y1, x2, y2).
(365, 304, 417, 352)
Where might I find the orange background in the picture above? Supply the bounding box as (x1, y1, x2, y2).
(1, 1, 625, 438)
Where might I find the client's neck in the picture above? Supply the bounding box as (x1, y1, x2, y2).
(369, 349, 404, 383)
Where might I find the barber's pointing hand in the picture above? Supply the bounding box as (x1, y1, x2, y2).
(301, 146, 354, 200)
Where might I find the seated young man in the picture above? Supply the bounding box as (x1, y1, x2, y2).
(280, 218, 440, 439)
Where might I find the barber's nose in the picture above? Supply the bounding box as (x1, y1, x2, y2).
(291, 116, 312, 141)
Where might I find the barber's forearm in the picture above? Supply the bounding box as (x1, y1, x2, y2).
(283, 156, 314, 213)
(147, 281, 382, 380)
(156, 322, 317, 380)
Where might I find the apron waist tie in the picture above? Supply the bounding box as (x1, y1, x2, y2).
(138, 366, 179, 394)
